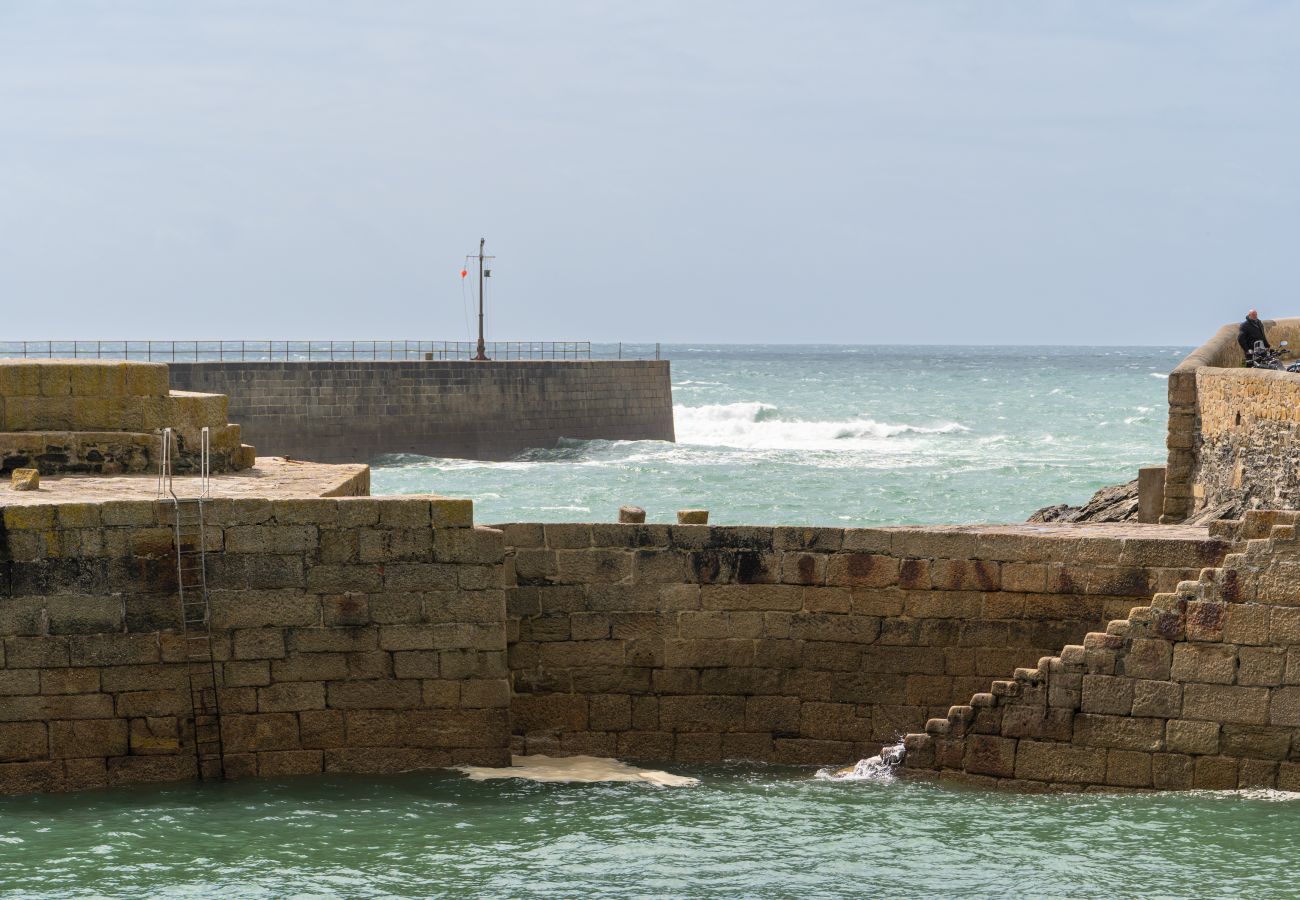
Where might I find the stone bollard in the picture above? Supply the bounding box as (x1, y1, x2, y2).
(1137, 465, 1166, 524)
(11, 468, 39, 491)
(677, 509, 708, 525)
(618, 506, 646, 524)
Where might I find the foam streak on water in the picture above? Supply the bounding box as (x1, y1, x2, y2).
(370, 345, 1186, 526)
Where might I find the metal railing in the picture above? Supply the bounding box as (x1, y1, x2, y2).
(0, 340, 596, 362)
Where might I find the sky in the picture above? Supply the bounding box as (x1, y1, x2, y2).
(1, 1, 1297, 344)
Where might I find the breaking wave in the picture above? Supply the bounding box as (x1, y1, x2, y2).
(674, 402, 969, 451)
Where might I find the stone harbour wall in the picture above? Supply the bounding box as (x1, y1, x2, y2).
(1163, 316, 1300, 522)
(498, 522, 1225, 765)
(0, 359, 253, 475)
(1190, 367, 1300, 517)
(167, 360, 676, 463)
(0, 495, 510, 794)
(902, 510, 1300, 791)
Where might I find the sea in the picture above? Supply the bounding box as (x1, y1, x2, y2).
(371, 344, 1184, 525)
(10, 343, 1300, 900)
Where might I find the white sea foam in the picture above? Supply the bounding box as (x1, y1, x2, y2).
(674, 402, 969, 451)
(815, 742, 906, 783)
(1192, 789, 1300, 802)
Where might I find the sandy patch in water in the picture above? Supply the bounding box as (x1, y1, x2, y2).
(457, 754, 698, 787)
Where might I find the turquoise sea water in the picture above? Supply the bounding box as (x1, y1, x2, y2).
(2, 767, 1298, 898)
(371, 345, 1185, 525)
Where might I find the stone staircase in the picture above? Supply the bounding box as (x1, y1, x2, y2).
(901, 510, 1300, 791)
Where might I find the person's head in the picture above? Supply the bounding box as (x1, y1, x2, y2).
(1248, 309, 1259, 321)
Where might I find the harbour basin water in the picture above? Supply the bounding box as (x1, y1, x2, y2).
(371, 345, 1185, 526)
(1, 766, 1298, 898)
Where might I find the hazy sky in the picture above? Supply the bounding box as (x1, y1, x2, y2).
(2, 2, 1297, 343)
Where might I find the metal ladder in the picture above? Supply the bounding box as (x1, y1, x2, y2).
(160, 427, 225, 780)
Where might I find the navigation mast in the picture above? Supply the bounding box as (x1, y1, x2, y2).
(467, 238, 494, 361)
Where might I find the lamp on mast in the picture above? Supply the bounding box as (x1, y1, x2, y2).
(470, 238, 494, 361)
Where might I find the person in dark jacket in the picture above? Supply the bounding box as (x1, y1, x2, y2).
(1238, 309, 1269, 356)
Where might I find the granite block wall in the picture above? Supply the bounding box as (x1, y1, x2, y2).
(168, 360, 675, 462)
(0, 359, 252, 475)
(498, 522, 1226, 765)
(0, 495, 510, 794)
(902, 510, 1300, 791)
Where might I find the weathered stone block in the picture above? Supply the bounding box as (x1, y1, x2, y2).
(211, 592, 320, 629)
(963, 734, 1017, 778)
(1171, 643, 1236, 684)
(100, 664, 183, 693)
(259, 682, 327, 712)
(1152, 752, 1195, 790)
(298, 709, 345, 748)
(0, 723, 47, 762)
(222, 713, 301, 752)
(326, 680, 422, 709)
(1268, 686, 1300, 726)
(232, 628, 286, 660)
(1072, 714, 1164, 751)
(49, 719, 128, 758)
(39, 668, 100, 695)
(1182, 684, 1269, 725)
(826, 553, 899, 588)
(69, 634, 159, 666)
(1238, 647, 1285, 687)
(1080, 675, 1134, 715)
(1271, 607, 1300, 644)
(271, 652, 351, 681)
(1131, 679, 1182, 719)
(1185, 601, 1227, 642)
(258, 749, 325, 777)
(1220, 725, 1291, 760)
(931, 559, 1001, 592)
(1014, 741, 1107, 784)
(106, 755, 196, 787)
(128, 717, 181, 755)
(897, 559, 931, 591)
(1192, 755, 1239, 790)
(1001, 706, 1074, 741)
(1225, 604, 1270, 646)
(1106, 749, 1153, 788)
(1122, 639, 1172, 681)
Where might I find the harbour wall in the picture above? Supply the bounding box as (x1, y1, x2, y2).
(497, 522, 1224, 765)
(1164, 317, 1300, 522)
(0, 491, 512, 794)
(167, 360, 675, 462)
(1, 504, 1230, 793)
(902, 511, 1300, 792)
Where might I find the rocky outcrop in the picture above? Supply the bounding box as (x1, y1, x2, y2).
(1029, 480, 1139, 524)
